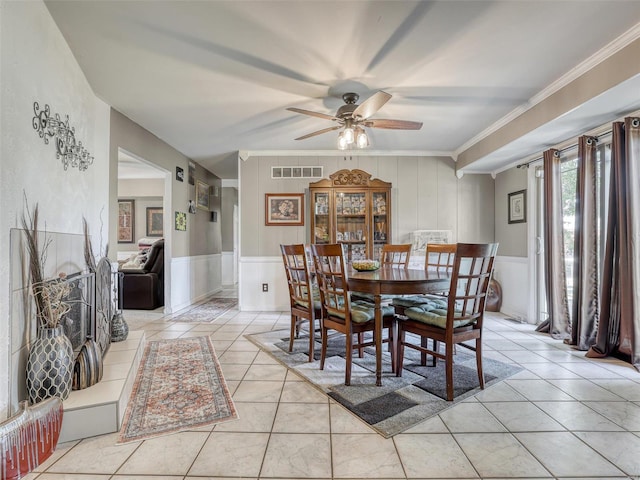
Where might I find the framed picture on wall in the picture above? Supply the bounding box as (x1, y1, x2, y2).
(146, 207, 164, 237)
(508, 189, 527, 224)
(196, 179, 210, 210)
(175, 211, 187, 231)
(265, 193, 304, 226)
(118, 199, 135, 243)
(188, 161, 196, 185)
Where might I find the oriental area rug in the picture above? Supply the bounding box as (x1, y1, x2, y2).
(170, 297, 238, 323)
(118, 336, 237, 443)
(246, 329, 521, 438)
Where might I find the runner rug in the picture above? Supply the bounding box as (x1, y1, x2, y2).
(118, 336, 237, 443)
(171, 297, 238, 323)
(246, 329, 521, 438)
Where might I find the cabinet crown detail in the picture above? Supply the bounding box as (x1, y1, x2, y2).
(310, 168, 392, 189)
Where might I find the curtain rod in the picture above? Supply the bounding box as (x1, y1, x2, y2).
(516, 128, 613, 169)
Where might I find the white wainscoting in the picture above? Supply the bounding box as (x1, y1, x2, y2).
(170, 254, 222, 313)
(493, 255, 530, 322)
(239, 256, 289, 311)
(221, 251, 236, 286)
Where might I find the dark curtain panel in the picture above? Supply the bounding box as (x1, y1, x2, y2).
(587, 117, 640, 370)
(568, 136, 599, 349)
(536, 149, 571, 339)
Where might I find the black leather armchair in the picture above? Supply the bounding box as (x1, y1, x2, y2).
(120, 239, 164, 310)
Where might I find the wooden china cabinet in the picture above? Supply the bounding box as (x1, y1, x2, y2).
(309, 169, 391, 263)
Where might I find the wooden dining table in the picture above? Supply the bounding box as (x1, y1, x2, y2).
(347, 266, 451, 386)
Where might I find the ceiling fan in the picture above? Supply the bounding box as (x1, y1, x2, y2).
(286, 91, 423, 149)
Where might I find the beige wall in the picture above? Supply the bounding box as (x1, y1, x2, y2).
(458, 173, 495, 243)
(222, 187, 238, 251)
(495, 167, 529, 257)
(117, 179, 164, 253)
(240, 155, 495, 257)
(189, 164, 222, 256)
(108, 110, 222, 258)
(118, 178, 164, 198)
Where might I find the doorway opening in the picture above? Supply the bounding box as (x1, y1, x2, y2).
(116, 149, 172, 312)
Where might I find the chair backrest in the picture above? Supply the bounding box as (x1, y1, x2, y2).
(446, 243, 498, 329)
(310, 244, 350, 320)
(143, 239, 164, 275)
(280, 244, 314, 310)
(425, 243, 456, 272)
(381, 244, 412, 267)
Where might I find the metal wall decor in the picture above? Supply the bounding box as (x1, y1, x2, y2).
(32, 102, 94, 171)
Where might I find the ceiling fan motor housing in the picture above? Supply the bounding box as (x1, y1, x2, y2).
(336, 103, 358, 120)
(342, 92, 360, 104)
(338, 93, 360, 120)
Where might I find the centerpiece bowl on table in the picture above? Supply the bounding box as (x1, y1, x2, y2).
(351, 260, 380, 271)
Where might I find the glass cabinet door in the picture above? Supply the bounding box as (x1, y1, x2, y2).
(309, 169, 392, 264)
(372, 191, 389, 260)
(313, 191, 330, 244)
(336, 192, 367, 263)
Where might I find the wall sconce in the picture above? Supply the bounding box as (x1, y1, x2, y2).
(32, 102, 94, 171)
(210, 211, 217, 222)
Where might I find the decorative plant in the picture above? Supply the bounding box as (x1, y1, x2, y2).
(83, 217, 97, 273)
(82, 212, 108, 273)
(21, 201, 71, 329)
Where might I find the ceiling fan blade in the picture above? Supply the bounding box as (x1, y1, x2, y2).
(287, 107, 337, 121)
(365, 119, 423, 130)
(352, 90, 392, 119)
(295, 125, 342, 140)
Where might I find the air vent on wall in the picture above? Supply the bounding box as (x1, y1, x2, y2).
(272, 166, 323, 179)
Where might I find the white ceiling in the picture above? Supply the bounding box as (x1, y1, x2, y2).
(45, 1, 640, 179)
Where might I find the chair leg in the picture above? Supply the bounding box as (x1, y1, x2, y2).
(358, 332, 364, 358)
(308, 318, 315, 362)
(476, 337, 484, 389)
(445, 342, 454, 401)
(396, 328, 405, 377)
(432, 340, 438, 367)
(320, 326, 328, 370)
(420, 337, 428, 366)
(345, 333, 353, 386)
(389, 324, 396, 374)
(289, 314, 296, 352)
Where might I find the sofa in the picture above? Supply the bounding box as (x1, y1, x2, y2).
(119, 239, 164, 310)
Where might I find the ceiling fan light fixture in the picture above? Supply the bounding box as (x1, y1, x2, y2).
(343, 125, 354, 144)
(356, 128, 369, 148)
(337, 132, 348, 150)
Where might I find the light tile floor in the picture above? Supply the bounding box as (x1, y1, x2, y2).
(30, 287, 640, 479)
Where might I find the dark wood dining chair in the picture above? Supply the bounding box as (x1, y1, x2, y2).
(280, 244, 321, 361)
(425, 243, 456, 273)
(311, 243, 397, 385)
(352, 244, 412, 304)
(380, 243, 412, 267)
(396, 243, 498, 401)
(393, 242, 457, 315)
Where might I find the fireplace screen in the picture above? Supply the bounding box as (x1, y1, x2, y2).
(60, 272, 95, 356)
